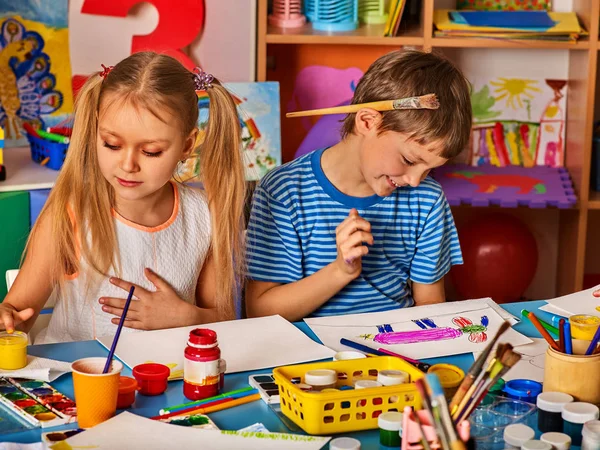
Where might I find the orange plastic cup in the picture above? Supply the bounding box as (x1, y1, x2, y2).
(71, 357, 123, 428)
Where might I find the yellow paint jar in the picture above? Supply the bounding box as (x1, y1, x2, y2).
(0, 331, 28, 370)
(570, 315, 600, 341)
(427, 363, 465, 401)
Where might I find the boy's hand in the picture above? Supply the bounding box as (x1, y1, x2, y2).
(0, 304, 35, 333)
(99, 268, 200, 330)
(335, 208, 373, 279)
(594, 289, 600, 298)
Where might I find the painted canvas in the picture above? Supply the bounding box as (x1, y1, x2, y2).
(469, 77, 566, 168)
(0, 0, 73, 148)
(176, 82, 281, 182)
(305, 299, 531, 360)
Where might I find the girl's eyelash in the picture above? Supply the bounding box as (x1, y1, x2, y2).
(143, 151, 162, 158)
(104, 142, 119, 150)
(403, 157, 415, 166)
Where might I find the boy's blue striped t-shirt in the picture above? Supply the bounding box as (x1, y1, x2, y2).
(246, 148, 463, 317)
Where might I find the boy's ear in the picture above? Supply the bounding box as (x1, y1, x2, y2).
(354, 108, 382, 136)
(182, 128, 199, 159)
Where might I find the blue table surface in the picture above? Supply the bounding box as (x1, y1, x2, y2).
(2, 300, 554, 448)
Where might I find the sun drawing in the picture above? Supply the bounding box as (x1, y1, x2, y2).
(490, 78, 542, 110)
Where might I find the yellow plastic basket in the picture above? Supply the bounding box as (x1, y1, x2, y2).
(273, 356, 424, 435)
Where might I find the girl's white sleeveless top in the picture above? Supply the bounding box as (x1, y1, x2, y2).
(35, 182, 211, 344)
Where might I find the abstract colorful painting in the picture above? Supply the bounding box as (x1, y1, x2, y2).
(0, 0, 73, 148)
(469, 77, 566, 168)
(457, 0, 550, 10)
(176, 82, 281, 182)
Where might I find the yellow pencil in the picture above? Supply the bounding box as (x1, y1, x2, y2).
(174, 393, 261, 417)
(286, 94, 440, 118)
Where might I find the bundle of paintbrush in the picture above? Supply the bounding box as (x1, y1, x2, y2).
(414, 374, 470, 450)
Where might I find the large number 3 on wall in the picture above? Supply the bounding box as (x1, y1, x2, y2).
(81, 0, 204, 69)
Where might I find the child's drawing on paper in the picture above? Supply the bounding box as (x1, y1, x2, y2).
(469, 77, 566, 168)
(359, 316, 489, 345)
(176, 82, 281, 182)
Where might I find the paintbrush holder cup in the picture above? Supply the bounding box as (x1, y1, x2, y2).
(544, 348, 600, 406)
(401, 406, 470, 450)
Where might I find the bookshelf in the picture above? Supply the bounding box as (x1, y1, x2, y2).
(256, 0, 600, 298)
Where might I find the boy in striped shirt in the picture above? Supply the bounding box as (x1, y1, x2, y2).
(245, 50, 472, 320)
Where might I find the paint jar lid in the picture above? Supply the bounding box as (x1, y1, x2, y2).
(188, 328, 218, 346)
(0, 331, 28, 347)
(537, 392, 574, 412)
(426, 364, 465, 388)
(305, 369, 337, 387)
(378, 412, 403, 431)
(333, 351, 367, 361)
(322, 388, 340, 393)
(296, 383, 313, 392)
(562, 402, 600, 424)
(504, 379, 543, 398)
(583, 420, 600, 439)
(354, 380, 383, 389)
(522, 440, 552, 450)
(132, 363, 170, 381)
(503, 423, 535, 447)
(118, 376, 138, 394)
(329, 437, 361, 450)
(540, 432, 572, 450)
(377, 370, 408, 386)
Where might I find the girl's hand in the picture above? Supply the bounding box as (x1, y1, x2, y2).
(334, 208, 373, 279)
(99, 268, 199, 330)
(0, 304, 35, 333)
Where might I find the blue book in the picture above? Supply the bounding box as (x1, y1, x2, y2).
(449, 11, 556, 29)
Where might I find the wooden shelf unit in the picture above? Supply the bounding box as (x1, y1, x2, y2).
(256, 0, 600, 296)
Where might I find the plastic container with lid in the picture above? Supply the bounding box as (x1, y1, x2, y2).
(504, 379, 543, 404)
(537, 392, 574, 433)
(305, 369, 337, 391)
(540, 432, 571, 450)
(377, 369, 408, 386)
(378, 411, 402, 447)
(354, 380, 382, 389)
(132, 363, 170, 396)
(522, 439, 553, 450)
(562, 402, 600, 447)
(427, 363, 465, 401)
(117, 376, 138, 409)
(570, 314, 600, 340)
(582, 420, 600, 450)
(503, 423, 535, 449)
(0, 331, 28, 370)
(184, 328, 225, 400)
(329, 437, 361, 450)
(333, 351, 367, 361)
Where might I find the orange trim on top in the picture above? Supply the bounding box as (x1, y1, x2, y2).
(111, 181, 179, 233)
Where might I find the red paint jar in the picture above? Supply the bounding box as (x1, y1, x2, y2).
(117, 376, 138, 408)
(183, 328, 226, 401)
(132, 363, 170, 396)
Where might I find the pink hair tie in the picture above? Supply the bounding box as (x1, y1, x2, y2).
(99, 64, 113, 79)
(193, 67, 214, 91)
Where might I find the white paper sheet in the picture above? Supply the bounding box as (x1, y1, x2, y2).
(97, 315, 334, 379)
(473, 338, 547, 383)
(57, 412, 330, 450)
(543, 285, 600, 317)
(0, 444, 45, 450)
(305, 300, 531, 360)
(0, 356, 72, 382)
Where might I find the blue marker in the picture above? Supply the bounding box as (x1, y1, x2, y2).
(563, 320, 572, 355)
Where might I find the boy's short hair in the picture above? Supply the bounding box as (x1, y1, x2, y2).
(341, 50, 472, 159)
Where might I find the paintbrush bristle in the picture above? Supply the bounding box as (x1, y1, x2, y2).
(418, 94, 440, 109)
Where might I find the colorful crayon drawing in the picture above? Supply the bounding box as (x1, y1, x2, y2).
(469, 77, 566, 168)
(0, 0, 73, 147)
(359, 316, 489, 345)
(176, 82, 281, 182)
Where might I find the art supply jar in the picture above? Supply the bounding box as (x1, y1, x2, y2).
(503, 423, 535, 449)
(0, 331, 28, 370)
(378, 411, 402, 447)
(427, 363, 465, 401)
(570, 315, 600, 340)
(354, 380, 382, 389)
(562, 402, 600, 447)
(133, 363, 170, 396)
(183, 328, 225, 400)
(116, 376, 137, 409)
(582, 420, 600, 450)
(544, 347, 600, 405)
(540, 432, 571, 450)
(377, 369, 408, 386)
(305, 369, 337, 391)
(522, 440, 552, 450)
(504, 379, 542, 403)
(537, 392, 574, 433)
(333, 351, 367, 361)
(329, 437, 361, 450)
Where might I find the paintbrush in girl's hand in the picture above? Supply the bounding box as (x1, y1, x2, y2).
(103, 285, 135, 374)
(285, 94, 440, 118)
(449, 321, 510, 413)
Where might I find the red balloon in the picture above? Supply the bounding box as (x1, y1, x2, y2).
(451, 213, 538, 304)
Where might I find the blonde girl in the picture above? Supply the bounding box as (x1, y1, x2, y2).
(0, 52, 245, 343)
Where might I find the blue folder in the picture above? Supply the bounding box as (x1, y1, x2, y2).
(449, 11, 556, 29)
